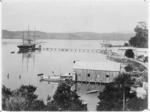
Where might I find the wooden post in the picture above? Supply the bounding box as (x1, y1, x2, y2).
(19, 75, 21, 79)
(7, 73, 9, 79)
(120, 61, 125, 111)
(75, 73, 77, 83)
(123, 88, 125, 111)
(75, 82, 77, 91)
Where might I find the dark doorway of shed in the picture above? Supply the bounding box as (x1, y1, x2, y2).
(106, 75, 109, 78)
(106, 75, 110, 83)
(87, 73, 90, 77)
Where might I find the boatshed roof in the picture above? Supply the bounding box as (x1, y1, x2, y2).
(73, 61, 121, 72)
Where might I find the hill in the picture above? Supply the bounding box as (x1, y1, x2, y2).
(2, 30, 134, 40)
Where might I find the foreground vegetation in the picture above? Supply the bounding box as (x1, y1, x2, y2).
(2, 83, 87, 111)
(97, 73, 148, 111)
(2, 73, 147, 111)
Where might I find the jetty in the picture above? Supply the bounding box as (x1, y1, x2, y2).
(42, 47, 105, 53)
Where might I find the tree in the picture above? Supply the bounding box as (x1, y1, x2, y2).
(129, 21, 148, 48)
(2, 85, 12, 110)
(46, 83, 87, 111)
(125, 49, 134, 58)
(124, 43, 129, 47)
(97, 73, 136, 111)
(144, 56, 148, 63)
(29, 100, 46, 111)
(97, 83, 123, 111)
(2, 85, 46, 111)
(126, 96, 148, 111)
(143, 71, 148, 82)
(125, 65, 133, 72)
(18, 85, 38, 102)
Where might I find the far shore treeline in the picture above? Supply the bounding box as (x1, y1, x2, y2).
(2, 30, 134, 40)
(2, 21, 148, 48)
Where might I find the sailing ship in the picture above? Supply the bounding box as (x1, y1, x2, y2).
(100, 37, 112, 47)
(17, 26, 36, 51)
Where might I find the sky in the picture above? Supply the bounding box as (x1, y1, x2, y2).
(2, 0, 148, 33)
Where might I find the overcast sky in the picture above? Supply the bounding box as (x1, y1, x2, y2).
(2, 0, 148, 33)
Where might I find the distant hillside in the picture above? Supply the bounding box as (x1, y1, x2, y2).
(2, 30, 135, 40)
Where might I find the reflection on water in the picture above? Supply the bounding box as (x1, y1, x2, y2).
(7, 73, 9, 79)
(18, 50, 35, 72)
(17, 49, 42, 73)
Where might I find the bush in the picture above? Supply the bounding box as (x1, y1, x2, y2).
(144, 56, 148, 63)
(125, 65, 133, 72)
(126, 96, 148, 111)
(2, 85, 46, 111)
(125, 49, 134, 58)
(124, 43, 129, 47)
(2, 85, 12, 110)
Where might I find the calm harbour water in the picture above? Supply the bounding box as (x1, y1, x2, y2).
(2, 39, 125, 110)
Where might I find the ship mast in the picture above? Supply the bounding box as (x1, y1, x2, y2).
(22, 29, 25, 45)
(33, 27, 36, 44)
(27, 25, 30, 45)
(28, 25, 29, 36)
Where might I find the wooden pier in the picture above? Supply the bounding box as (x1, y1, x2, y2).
(42, 48, 105, 53)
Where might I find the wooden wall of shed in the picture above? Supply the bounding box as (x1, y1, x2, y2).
(73, 69, 120, 83)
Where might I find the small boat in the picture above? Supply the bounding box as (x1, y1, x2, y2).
(40, 80, 59, 84)
(86, 90, 99, 94)
(11, 51, 15, 54)
(40, 73, 75, 83)
(37, 73, 44, 76)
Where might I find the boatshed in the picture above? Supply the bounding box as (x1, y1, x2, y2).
(73, 61, 121, 83)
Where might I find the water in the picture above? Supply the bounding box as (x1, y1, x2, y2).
(2, 39, 125, 110)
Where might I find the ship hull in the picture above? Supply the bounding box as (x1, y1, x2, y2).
(40, 76, 65, 83)
(17, 44, 36, 50)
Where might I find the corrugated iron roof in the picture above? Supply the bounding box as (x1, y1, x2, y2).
(73, 61, 120, 71)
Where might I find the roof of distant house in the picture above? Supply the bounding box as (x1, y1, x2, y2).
(73, 61, 121, 71)
(135, 48, 148, 52)
(118, 47, 148, 52)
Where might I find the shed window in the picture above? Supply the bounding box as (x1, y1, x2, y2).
(96, 75, 99, 78)
(87, 74, 90, 77)
(106, 75, 109, 78)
